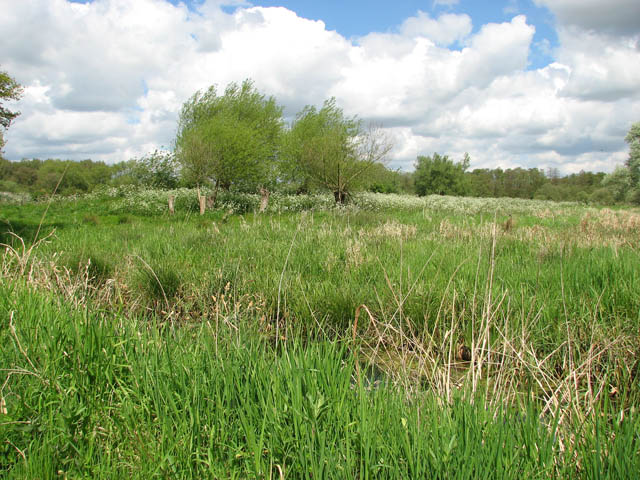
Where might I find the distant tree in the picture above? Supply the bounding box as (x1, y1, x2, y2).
(414, 152, 469, 196)
(1, 158, 118, 197)
(602, 166, 633, 203)
(466, 168, 497, 197)
(600, 122, 640, 204)
(625, 122, 640, 203)
(282, 98, 393, 203)
(12, 165, 38, 186)
(175, 79, 284, 201)
(0, 67, 23, 151)
(114, 150, 180, 189)
(546, 167, 561, 184)
(500, 167, 546, 199)
(589, 187, 616, 205)
(365, 163, 409, 194)
(533, 183, 565, 202)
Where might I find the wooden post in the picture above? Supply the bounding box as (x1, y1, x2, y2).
(199, 195, 206, 215)
(168, 195, 175, 215)
(259, 188, 270, 213)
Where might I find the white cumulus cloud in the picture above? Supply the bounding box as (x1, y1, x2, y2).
(0, 0, 638, 175)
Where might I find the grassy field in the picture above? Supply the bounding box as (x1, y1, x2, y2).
(1, 189, 639, 478)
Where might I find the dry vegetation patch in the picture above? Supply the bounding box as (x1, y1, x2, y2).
(359, 220, 417, 242)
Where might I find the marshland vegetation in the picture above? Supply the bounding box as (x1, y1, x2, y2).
(1, 190, 639, 478)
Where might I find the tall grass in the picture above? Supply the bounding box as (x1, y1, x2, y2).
(2, 191, 639, 477)
(2, 282, 638, 478)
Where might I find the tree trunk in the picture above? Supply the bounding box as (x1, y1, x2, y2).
(209, 179, 220, 209)
(334, 190, 348, 204)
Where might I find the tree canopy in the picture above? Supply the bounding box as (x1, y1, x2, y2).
(625, 122, 640, 200)
(283, 98, 392, 202)
(414, 153, 469, 196)
(174, 80, 284, 193)
(0, 67, 23, 150)
(113, 150, 180, 189)
(601, 122, 640, 204)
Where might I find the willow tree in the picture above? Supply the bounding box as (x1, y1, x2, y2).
(175, 79, 283, 202)
(0, 67, 23, 151)
(602, 122, 640, 204)
(282, 98, 393, 203)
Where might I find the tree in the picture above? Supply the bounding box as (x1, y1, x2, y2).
(602, 165, 633, 203)
(414, 152, 469, 196)
(114, 151, 180, 189)
(174, 79, 283, 199)
(283, 98, 392, 203)
(601, 122, 640, 204)
(625, 122, 640, 201)
(0, 67, 23, 151)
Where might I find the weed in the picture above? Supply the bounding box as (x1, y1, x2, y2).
(82, 214, 99, 225)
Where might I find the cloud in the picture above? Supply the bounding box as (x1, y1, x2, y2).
(432, 0, 460, 8)
(554, 28, 640, 102)
(534, 0, 640, 36)
(400, 12, 472, 46)
(1, 0, 638, 176)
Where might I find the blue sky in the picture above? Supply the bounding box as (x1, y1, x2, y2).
(241, 0, 558, 67)
(4, 0, 640, 172)
(70, 0, 558, 67)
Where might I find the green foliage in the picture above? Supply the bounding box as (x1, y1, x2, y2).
(0, 67, 23, 150)
(283, 98, 393, 202)
(63, 253, 114, 285)
(0, 158, 115, 197)
(136, 260, 182, 304)
(175, 79, 284, 192)
(602, 166, 633, 203)
(624, 122, 640, 203)
(112, 150, 179, 189)
(599, 122, 640, 205)
(2, 193, 640, 478)
(466, 167, 547, 199)
(414, 152, 468, 196)
(365, 163, 414, 194)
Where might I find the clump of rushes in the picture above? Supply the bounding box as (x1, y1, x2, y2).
(117, 214, 132, 224)
(64, 253, 114, 285)
(135, 259, 182, 307)
(82, 214, 99, 225)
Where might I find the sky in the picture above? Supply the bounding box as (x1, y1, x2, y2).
(1, 0, 639, 174)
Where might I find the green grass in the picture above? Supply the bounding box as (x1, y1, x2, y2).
(1, 190, 639, 477)
(2, 282, 638, 478)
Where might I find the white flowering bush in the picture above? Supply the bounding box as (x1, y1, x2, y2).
(86, 186, 337, 215)
(70, 186, 583, 216)
(352, 192, 578, 215)
(421, 194, 579, 215)
(0, 191, 31, 203)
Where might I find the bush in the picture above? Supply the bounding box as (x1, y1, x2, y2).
(589, 188, 616, 205)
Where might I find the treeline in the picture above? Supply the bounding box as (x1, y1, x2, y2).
(465, 167, 605, 202)
(0, 154, 615, 204)
(0, 158, 114, 197)
(1, 74, 637, 205)
(0, 153, 412, 198)
(412, 152, 635, 204)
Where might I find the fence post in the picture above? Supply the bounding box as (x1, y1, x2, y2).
(199, 195, 206, 215)
(259, 188, 270, 213)
(168, 195, 175, 215)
